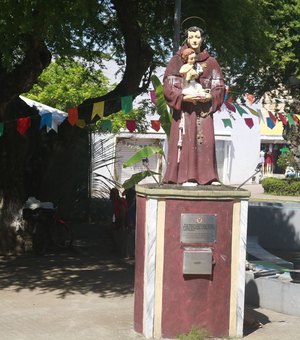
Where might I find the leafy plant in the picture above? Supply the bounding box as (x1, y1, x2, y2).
(151, 74, 172, 137)
(177, 327, 208, 340)
(121, 76, 170, 189)
(277, 151, 298, 171)
(261, 177, 300, 196)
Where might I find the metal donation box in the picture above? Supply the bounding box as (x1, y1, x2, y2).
(181, 214, 216, 275)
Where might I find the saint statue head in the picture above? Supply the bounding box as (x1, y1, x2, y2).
(184, 26, 205, 52)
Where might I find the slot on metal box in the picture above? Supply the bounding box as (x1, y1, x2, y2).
(183, 248, 212, 275)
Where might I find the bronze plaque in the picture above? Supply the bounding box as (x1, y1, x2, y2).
(180, 214, 216, 243)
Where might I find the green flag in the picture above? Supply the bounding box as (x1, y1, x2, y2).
(287, 113, 295, 125)
(100, 119, 112, 132)
(222, 118, 232, 128)
(234, 103, 248, 116)
(121, 95, 133, 113)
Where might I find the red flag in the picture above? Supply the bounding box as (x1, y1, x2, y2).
(150, 90, 157, 105)
(292, 114, 299, 124)
(126, 119, 137, 132)
(151, 120, 161, 131)
(278, 113, 287, 126)
(268, 111, 277, 124)
(67, 107, 78, 126)
(224, 101, 236, 112)
(17, 117, 31, 135)
(244, 118, 254, 129)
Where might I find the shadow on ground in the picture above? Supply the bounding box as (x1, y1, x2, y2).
(0, 222, 134, 299)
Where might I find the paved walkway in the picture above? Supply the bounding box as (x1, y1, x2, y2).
(1, 190, 300, 340)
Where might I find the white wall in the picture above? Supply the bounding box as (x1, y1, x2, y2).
(214, 104, 261, 185)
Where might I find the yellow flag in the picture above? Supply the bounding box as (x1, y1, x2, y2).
(92, 101, 104, 120)
(76, 119, 86, 128)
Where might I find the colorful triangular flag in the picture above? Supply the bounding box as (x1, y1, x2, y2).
(17, 117, 31, 135)
(244, 118, 254, 129)
(121, 95, 133, 113)
(278, 113, 287, 126)
(222, 118, 232, 128)
(67, 107, 78, 126)
(286, 114, 295, 126)
(0, 122, 4, 137)
(224, 101, 236, 112)
(266, 117, 275, 129)
(151, 120, 161, 131)
(100, 120, 112, 132)
(126, 119, 137, 132)
(40, 112, 52, 129)
(150, 90, 157, 105)
(91, 101, 104, 120)
(76, 119, 86, 128)
(245, 105, 259, 117)
(234, 103, 248, 116)
(292, 114, 299, 124)
(268, 111, 276, 124)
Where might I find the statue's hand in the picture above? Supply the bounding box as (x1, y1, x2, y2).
(196, 92, 212, 103)
(183, 95, 199, 105)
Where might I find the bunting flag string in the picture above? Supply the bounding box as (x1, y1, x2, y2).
(0, 88, 300, 138)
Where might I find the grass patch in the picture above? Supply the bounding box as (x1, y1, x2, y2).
(177, 327, 208, 340)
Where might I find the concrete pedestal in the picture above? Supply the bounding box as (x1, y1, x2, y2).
(134, 184, 250, 339)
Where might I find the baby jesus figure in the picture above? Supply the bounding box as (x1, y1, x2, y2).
(179, 48, 210, 98)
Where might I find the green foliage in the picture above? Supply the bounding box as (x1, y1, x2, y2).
(122, 170, 160, 190)
(261, 177, 300, 196)
(177, 327, 208, 340)
(24, 58, 110, 111)
(151, 74, 172, 137)
(277, 151, 298, 170)
(123, 146, 164, 168)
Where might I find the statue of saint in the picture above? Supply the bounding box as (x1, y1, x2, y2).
(163, 26, 225, 185)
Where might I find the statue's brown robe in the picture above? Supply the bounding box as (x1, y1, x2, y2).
(163, 46, 225, 185)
